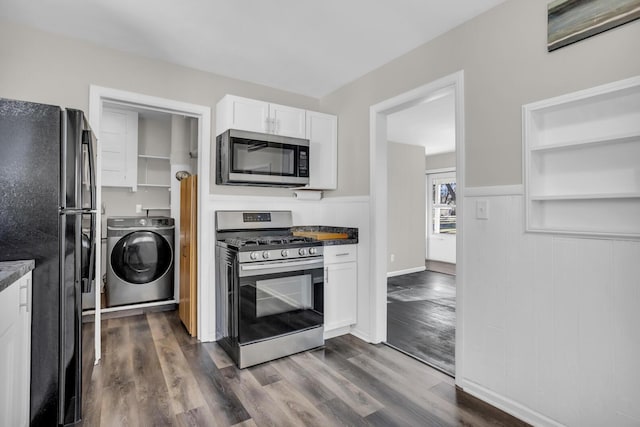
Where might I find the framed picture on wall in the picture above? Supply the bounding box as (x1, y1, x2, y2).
(548, 0, 640, 51)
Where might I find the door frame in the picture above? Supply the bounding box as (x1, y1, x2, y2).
(88, 86, 212, 363)
(369, 70, 465, 383)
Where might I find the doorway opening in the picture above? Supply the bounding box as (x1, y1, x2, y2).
(385, 89, 457, 375)
(87, 86, 211, 364)
(369, 70, 465, 382)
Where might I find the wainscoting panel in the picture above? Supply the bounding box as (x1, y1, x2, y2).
(462, 192, 640, 426)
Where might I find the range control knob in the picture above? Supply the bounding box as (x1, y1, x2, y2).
(262, 251, 270, 259)
(298, 248, 307, 256)
(281, 249, 289, 257)
(250, 252, 259, 260)
(309, 247, 318, 255)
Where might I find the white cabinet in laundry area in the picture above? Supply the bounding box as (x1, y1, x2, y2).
(323, 244, 357, 333)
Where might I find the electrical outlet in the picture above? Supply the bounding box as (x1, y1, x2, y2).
(390, 253, 395, 262)
(135, 204, 142, 213)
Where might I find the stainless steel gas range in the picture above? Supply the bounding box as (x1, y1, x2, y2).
(215, 211, 324, 368)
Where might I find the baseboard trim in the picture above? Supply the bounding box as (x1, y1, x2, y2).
(350, 328, 373, 343)
(324, 325, 352, 339)
(458, 378, 563, 427)
(387, 266, 426, 278)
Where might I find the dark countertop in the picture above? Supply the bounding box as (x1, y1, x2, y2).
(0, 260, 35, 293)
(291, 226, 359, 246)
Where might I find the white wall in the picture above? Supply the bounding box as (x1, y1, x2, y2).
(387, 142, 426, 274)
(425, 151, 456, 171)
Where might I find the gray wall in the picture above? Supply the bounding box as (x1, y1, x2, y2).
(425, 151, 456, 171)
(0, 20, 321, 197)
(321, 0, 640, 194)
(387, 142, 426, 273)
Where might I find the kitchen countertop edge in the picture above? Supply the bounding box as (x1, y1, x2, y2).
(0, 260, 35, 293)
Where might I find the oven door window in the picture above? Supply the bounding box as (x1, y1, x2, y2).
(256, 276, 312, 317)
(231, 138, 296, 176)
(238, 269, 323, 344)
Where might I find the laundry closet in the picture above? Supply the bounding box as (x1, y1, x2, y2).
(83, 103, 198, 313)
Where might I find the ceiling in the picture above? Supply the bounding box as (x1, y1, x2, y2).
(0, 0, 505, 98)
(387, 87, 455, 156)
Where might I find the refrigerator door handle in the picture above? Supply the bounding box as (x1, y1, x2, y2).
(82, 129, 97, 210)
(82, 212, 96, 293)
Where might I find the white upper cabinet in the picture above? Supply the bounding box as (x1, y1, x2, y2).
(216, 95, 305, 139)
(269, 103, 306, 139)
(217, 95, 269, 134)
(216, 95, 339, 189)
(305, 111, 338, 190)
(100, 107, 138, 189)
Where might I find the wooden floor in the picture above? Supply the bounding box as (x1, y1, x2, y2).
(387, 269, 456, 375)
(80, 310, 527, 427)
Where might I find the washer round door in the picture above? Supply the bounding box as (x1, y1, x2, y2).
(110, 231, 173, 284)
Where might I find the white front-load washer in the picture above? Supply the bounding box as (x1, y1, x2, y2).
(106, 216, 174, 307)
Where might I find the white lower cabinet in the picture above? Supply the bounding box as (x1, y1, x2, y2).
(324, 245, 357, 332)
(0, 271, 32, 427)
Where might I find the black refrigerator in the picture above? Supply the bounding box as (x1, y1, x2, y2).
(0, 98, 97, 426)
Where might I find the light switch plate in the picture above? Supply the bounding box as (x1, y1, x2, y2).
(476, 200, 489, 220)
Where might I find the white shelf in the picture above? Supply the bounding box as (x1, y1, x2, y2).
(137, 183, 171, 188)
(523, 76, 640, 238)
(138, 154, 170, 160)
(529, 132, 639, 153)
(530, 193, 640, 201)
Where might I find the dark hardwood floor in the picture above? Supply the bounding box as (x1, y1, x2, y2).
(387, 269, 456, 375)
(80, 310, 526, 426)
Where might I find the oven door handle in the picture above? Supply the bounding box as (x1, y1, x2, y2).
(240, 258, 323, 276)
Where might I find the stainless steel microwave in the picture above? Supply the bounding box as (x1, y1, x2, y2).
(216, 129, 310, 187)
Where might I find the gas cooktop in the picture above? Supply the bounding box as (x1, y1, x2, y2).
(224, 235, 316, 248)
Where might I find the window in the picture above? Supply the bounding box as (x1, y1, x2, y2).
(432, 177, 456, 235)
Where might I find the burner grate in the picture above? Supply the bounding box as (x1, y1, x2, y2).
(225, 235, 315, 247)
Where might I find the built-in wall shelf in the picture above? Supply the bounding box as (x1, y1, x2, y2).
(529, 193, 640, 201)
(137, 153, 171, 189)
(137, 183, 171, 189)
(523, 76, 640, 238)
(138, 154, 170, 160)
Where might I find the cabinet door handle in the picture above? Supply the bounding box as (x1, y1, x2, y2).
(19, 278, 30, 312)
(325, 267, 328, 284)
(335, 252, 350, 257)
